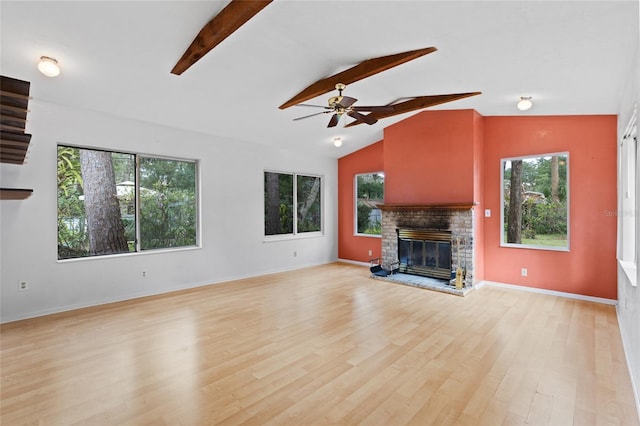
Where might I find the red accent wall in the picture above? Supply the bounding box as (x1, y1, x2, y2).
(338, 141, 383, 262)
(337, 111, 617, 299)
(383, 109, 478, 204)
(472, 112, 485, 281)
(483, 115, 618, 299)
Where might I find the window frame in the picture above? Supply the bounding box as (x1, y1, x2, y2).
(354, 172, 384, 238)
(56, 144, 200, 261)
(500, 151, 570, 252)
(263, 170, 324, 241)
(618, 107, 638, 286)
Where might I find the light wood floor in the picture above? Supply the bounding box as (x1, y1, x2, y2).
(1, 262, 638, 425)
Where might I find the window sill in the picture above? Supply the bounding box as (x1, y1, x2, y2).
(618, 259, 638, 287)
(57, 245, 202, 263)
(500, 242, 570, 252)
(354, 233, 382, 239)
(263, 232, 324, 243)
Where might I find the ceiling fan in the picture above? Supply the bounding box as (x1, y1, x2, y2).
(293, 83, 394, 128)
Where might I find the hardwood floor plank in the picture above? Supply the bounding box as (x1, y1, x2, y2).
(1, 263, 638, 425)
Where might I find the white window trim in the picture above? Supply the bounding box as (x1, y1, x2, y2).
(500, 151, 570, 252)
(263, 170, 324, 241)
(354, 171, 384, 238)
(56, 144, 201, 261)
(617, 106, 637, 286)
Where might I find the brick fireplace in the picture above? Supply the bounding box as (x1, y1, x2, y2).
(379, 204, 477, 286)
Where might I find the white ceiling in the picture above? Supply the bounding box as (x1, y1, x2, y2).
(1, 1, 638, 159)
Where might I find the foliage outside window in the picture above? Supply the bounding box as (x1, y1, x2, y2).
(57, 146, 197, 260)
(264, 171, 322, 236)
(501, 152, 569, 250)
(355, 172, 384, 236)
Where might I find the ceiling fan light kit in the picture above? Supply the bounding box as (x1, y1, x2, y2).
(292, 83, 395, 128)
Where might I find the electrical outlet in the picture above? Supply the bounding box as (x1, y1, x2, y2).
(368, 250, 372, 256)
(521, 268, 528, 277)
(141, 271, 147, 279)
(484, 209, 491, 217)
(18, 280, 29, 291)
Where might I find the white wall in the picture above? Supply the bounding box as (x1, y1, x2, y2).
(617, 14, 640, 418)
(0, 101, 338, 323)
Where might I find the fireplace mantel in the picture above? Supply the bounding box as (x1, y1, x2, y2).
(378, 203, 477, 211)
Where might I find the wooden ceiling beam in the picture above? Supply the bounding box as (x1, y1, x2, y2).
(171, 0, 273, 75)
(279, 47, 438, 109)
(345, 92, 482, 127)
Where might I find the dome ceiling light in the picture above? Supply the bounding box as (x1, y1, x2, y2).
(37, 56, 60, 77)
(517, 96, 533, 111)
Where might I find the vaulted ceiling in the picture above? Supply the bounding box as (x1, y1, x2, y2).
(1, 1, 638, 158)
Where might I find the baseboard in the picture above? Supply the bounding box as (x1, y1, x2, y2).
(477, 280, 618, 305)
(337, 258, 370, 267)
(616, 307, 640, 423)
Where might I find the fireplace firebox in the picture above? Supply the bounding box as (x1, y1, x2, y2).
(397, 229, 452, 280)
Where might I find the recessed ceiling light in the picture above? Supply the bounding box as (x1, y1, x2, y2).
(333, 137, 342, 147)
(38, 56, 60, 77)
(517, 96, 532, 111)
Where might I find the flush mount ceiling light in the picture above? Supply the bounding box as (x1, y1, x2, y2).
(37, 56, 60, 77)
(517, 96, 533, 111)
(333, 137, 343, 147)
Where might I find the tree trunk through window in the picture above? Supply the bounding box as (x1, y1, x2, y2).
(298, 177, 320, 227)
(507, 159, 523, 244)
(550, 155, 560, 202)
(80, 150, 129, 255)
(264, 172, 281, 235)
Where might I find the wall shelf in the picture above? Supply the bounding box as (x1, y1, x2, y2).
(1, 76, 31, 165)
(1, 76, 34, 199)
(1, 188, 33, 200)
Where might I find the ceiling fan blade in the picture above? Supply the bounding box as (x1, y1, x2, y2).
(293, 111, 330, 121)
(345, 92, 482, 127)
(348, 110, 377, 125)
(327, 113, 341, 128)
(352, 105, 394, 112)
(279, 47, 438, 109)
(296, 104, 331, 109)
(171, 0, 272, 75)
(338, 96, 357, 108)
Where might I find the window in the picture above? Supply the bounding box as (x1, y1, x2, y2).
(264, 171, 322, 236)
(355, 172, 384, 236)
(618, 107, 637, 285)
(57, 146, 198, 259)
(501, 152, 569, 251)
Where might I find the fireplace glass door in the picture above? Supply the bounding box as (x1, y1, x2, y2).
(397, 229, 452, 279)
